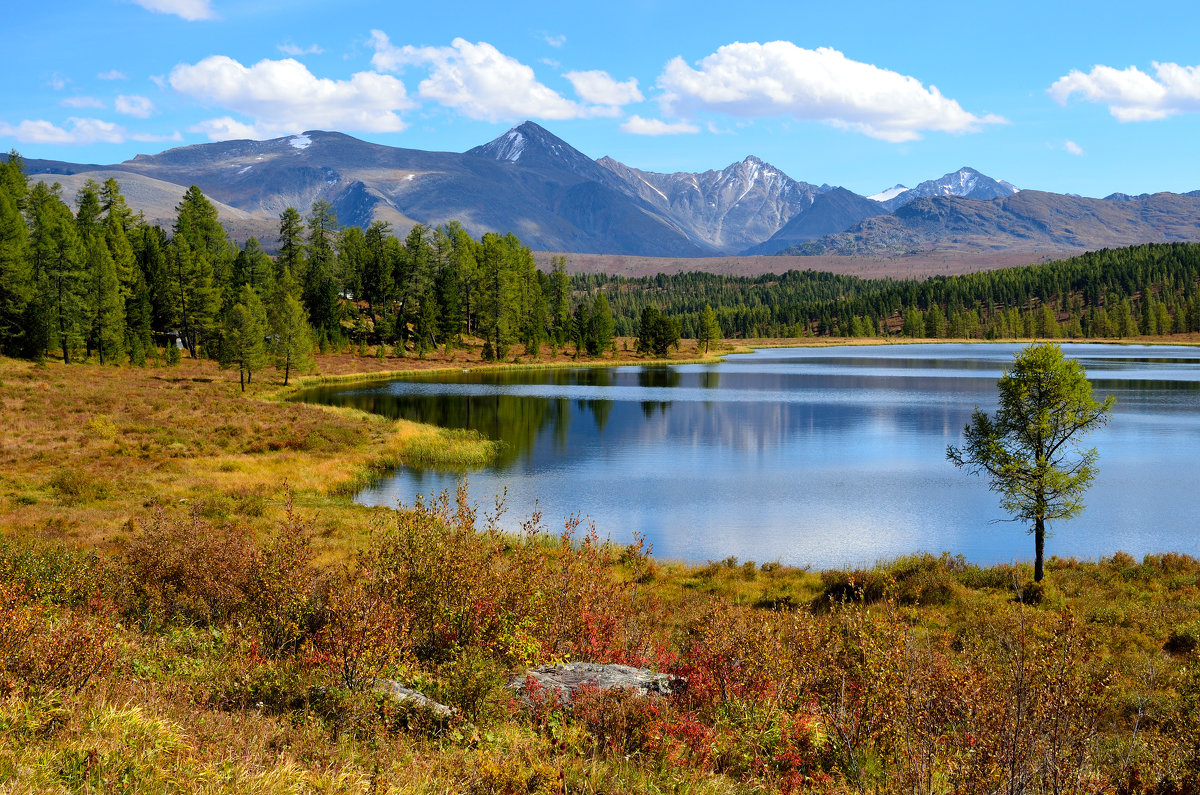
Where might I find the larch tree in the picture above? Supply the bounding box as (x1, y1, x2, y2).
(303, 201, 341, 338)
(84, 235, 124, 364)
(698, 304, 721, 354)
(589, 292, 615, 356)
(29, 183, 85, 363)
(221, 283, 268, 391)
(277, 207, 307, 285)
(0, 165, 30, 355)
(947, 343, 1114, 582)
(271, 291, 314, 387)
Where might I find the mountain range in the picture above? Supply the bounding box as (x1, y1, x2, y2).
(20, 121, 1200, 262)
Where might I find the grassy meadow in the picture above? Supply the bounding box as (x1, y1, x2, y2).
(3, 337, 1200, 793)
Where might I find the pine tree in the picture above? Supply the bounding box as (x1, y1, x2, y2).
(232, 237, 274, 298)
(924, 304, 946, 338)
(277, 207, 306, 284)
(29, 183, 85, 362)
(589, 293, 616, 355)
(303, 202, 341, 338)
(84, 236, 124, 364)
(902, 308, 923, 338)
(220, 284, 268, 391)
(171, 187, 225, 355)
(337, 225, 366, 302)
(271, 292, 314, 387)
(167, 235, 216, 358)
(697, 304, 721, 353)
(359, 220, 394, 327)
(74, 180, 103, 243)
(0, 165, 30, 355)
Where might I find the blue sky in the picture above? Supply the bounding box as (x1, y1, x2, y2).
(5, 0, 1200, 197)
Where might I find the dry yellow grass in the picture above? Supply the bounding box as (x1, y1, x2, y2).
(0, 338, 720, 553)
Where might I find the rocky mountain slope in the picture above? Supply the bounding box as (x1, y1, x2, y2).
(878, 166, 1019, 211)
(596, 155, 826, 254)
(742, 187, 887, 255)
(19, 124, 1200, 263)
(785, 190, 1200, 257)
(26, 125, 710, 257)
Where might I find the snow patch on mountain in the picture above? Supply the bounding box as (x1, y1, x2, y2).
(869, 184, 908, 202)
(289, 134, 312, 150)
(483, 129, 527, 162)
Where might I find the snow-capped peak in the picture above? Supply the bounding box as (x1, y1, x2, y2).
(868, 184, 908, 202)
(489, 129, 526, 162)
(289, 134, 312, 150)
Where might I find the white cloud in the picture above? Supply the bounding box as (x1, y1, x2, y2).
(48, 75, 68, 91)
(0, 117, 126, 144)
(278, 42, 323, 56)
(1049, 62, 1200, 122)
(97, 70, 127, 81)
(541, 33, 566, 48)
(61, 96, 106, 109)
(1064, 140, 1084, 156)
(186, 117, 260, 140)
(369, 32, 584, 121)
(116, 95, 155, 118)
(130, 0, 216, 21)
(620, 115, 700, 135)
(656, 41, 1004, 142)
(131, 130, 184, 143)
(564, 70, 643, 106)
(169, 55, 412, 139)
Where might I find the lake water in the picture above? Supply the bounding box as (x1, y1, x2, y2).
(295, 344, 1200, 569)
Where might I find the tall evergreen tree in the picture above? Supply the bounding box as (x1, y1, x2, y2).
(220, 283, 268, 391)
(359, 220, 394, 328)
(277, 207, 306, 285)
(0, 161, 30, 355)
(167, 235, 217, 358)
(232, 237, 274, 298)
(697, 304, 721, 354)
(84, 236, 124, 364)
(589, 293, 616, 355)
(303, 201, 341, 337)
(271, 291, 314, 387)
(29, 183, 85, 362)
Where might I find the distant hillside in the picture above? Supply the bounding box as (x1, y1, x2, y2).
(16, 126, 1200, 266)
(743, 188, 886, 255)
(785, 191, 1200, 257)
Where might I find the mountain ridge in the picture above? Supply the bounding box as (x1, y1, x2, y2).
(17, 123, 1200, 263)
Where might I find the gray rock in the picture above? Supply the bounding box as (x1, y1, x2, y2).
(371, 679, 455, 717)
(509, 662, 683, 704)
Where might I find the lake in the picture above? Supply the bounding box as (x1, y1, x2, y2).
(295, 344, 1200, 569)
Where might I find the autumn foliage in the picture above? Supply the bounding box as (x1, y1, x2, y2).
(5, 490, 1200, 792)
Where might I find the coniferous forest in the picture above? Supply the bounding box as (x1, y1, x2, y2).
(3, 151, 1200, 384)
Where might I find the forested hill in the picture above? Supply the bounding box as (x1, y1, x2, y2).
(2, 146, 1198, 373)
(582, 243, 1200, 340)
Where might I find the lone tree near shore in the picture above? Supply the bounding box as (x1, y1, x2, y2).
(947, 343, 1113, 582)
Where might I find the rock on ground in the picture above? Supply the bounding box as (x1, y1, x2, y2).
(509, 662, 683, 704)
(371, 679, 455, 717)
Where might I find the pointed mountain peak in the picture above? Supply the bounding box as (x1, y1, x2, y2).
(868, 184, 908, 202)
(468, 120, 587, 166)
(880, 166, 1019, 210)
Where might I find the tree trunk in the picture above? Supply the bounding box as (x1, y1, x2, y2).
(1034, 517, 1045, 582)
(239, 368, 245, 392)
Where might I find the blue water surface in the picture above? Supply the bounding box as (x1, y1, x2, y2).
(295, 344, 1200, 569)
